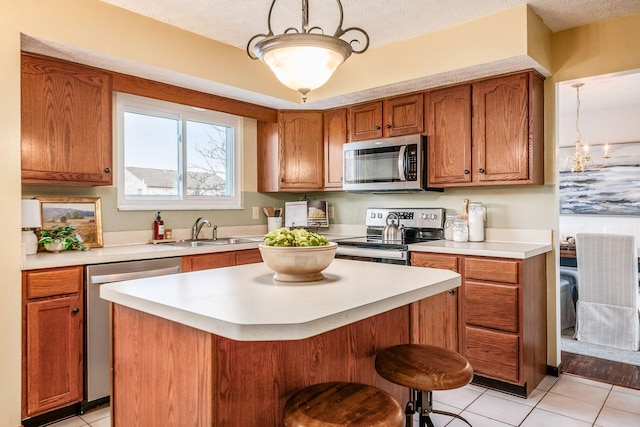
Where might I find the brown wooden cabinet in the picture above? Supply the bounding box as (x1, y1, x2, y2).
(427, 71, 544, 187)
(323, 108, 348, 189)
(460, 255, 547, 396)
(410, 252, 460, 352)
(348, 93, 424, 141)
(22, 266, 84, 418)
(182, 248, 263, 272)
(257, 111, 324, 192)
(21, 54, 112, 186)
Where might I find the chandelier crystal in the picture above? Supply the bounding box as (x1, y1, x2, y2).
(247, 0, 369, 102)
(562, 83, 611, 174)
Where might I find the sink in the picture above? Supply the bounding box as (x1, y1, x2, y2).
(168, 237, 263, 247)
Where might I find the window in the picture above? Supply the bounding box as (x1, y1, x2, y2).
(116, 93, 242, 210)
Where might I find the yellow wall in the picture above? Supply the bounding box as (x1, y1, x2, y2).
(2, 1, 639, 424)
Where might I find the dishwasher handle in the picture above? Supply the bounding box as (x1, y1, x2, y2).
(90, 265, 181, 285)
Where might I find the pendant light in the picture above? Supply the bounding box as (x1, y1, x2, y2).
(247, 0, 369, 102)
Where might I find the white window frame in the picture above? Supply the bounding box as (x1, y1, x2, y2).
(116, 93, 243, 211)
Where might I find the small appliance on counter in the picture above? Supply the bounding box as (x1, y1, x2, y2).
(284, 200, 329, 229)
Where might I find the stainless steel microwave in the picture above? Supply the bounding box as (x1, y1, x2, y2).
(342, 135, 442, 192)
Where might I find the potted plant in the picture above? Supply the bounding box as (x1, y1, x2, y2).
(38, 225, 88, 252)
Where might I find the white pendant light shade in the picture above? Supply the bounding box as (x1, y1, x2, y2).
(256, 33, 352, 98)
(247, 0, 369, 102)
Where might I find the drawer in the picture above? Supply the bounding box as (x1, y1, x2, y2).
(464, 281, 519, 332)
(464, 326, 520, 383)
(235, 249, 263, 265)
(411, 253, 458, 272)
(184, 252, 236, 272)
(25, 266, 83, 299)
(465, 258, 519, 284)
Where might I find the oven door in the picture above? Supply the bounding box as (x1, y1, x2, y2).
(335, 245, 409, 266)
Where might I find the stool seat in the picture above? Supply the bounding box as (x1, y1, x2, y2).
(284, 382, 404, 427)
(375, 344, 473, 391)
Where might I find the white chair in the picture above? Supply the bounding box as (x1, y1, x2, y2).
(574, 233, 639, 351)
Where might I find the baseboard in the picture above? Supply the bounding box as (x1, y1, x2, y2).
(471, 375, 527, 397)
(22, 403, 80, 427)
(548, 364, 561, 377)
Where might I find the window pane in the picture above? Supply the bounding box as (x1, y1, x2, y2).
(185, 120, 232, 197)
(123, 112, 180, 197)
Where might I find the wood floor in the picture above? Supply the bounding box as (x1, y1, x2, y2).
(561, 351, 640, 390)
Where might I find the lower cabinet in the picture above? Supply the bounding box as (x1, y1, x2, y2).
(182, 248, 263, 272)
(411, 251, 547, 396)
(410, 252, 460, 352)
(22, 266, 84, 418)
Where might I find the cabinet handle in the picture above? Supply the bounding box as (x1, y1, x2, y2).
(386, 124, 392, 129)
(463, 169, 470, 175)
(448, 289, 455, 295)
(375, 125, 381, 130)
(104, 167, 111, 173)
(280, 177, 284, 183)
(478, 168, 485, 174)
(72, 307, 80, 314)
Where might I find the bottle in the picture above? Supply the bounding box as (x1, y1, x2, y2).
(468, 202, 485, 242)
(153, 212, 165, 240)
(453, 219, 469, 242)
(444, 215, 456, 241)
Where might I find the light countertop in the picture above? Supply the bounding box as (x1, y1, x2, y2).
(100, 258, 460, 341)
(410, 240, 552, 259)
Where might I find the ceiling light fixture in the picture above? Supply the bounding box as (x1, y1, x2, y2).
(247, 0, 369, 102)
(562, 83, 611, 174)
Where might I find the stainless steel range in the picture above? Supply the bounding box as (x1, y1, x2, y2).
(335, 208, 445, 265)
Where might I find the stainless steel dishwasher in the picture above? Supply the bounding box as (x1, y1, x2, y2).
(84, 257, 182, 410)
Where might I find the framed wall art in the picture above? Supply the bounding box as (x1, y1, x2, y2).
(37, 197, 104, 247)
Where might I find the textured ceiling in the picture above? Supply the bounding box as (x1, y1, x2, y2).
(98, 0, 640, 51)
(23, 1, 640, 109)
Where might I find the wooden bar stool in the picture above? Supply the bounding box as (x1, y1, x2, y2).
(375, 344, 474, 427)
(283, 381, 404, 427)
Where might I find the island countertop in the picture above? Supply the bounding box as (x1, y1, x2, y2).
(101, 258, 460, 341)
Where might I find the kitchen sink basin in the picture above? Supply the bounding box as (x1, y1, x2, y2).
(169, 237, 263, 247)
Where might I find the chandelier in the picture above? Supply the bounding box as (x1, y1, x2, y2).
(247, 0, 369, 102)
(562, 83, 611, 174)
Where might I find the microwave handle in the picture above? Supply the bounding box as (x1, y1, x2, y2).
(397, 145, 407, 181)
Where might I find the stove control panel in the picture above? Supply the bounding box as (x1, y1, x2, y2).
(365, 208, 445, 229)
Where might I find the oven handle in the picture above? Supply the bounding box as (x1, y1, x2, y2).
(336, 246, 407, 260)
(398, 145, 407, 181)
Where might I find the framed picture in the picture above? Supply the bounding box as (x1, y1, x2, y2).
(37, 197, 103, 248)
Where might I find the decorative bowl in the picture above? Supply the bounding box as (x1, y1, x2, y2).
(258, 242, 338, 282)
(44, 241, 66, 253)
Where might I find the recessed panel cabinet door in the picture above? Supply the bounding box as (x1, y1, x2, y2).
(427, 85, 472, 186)
(26, 295, 83, 416)
(21, 54, 112, 185)
(472, 73, 529, 183)
(324, 108, 347, 189)
(278, 111, 324, 190)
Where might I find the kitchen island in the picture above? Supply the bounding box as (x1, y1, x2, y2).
(101, 258, 460, 426)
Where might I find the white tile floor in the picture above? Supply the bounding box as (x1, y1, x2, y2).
(47, 374, 640, 427)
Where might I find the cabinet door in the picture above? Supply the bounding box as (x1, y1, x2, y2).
(21, 54, 112, 186)
(235, 249, 263, 266)
(410, 252, 459, 351)
(182, 252, 236, 272)
(324, 108, 347, 189)
(464, 326, 520, 383)
(348, 102, 383, 141)
(383, 93, 424, 137)
(426, 85, 472, 186)
(278, 111, 324, 190)
(26, 295, 83, 416)
(472, 73, 529, 183)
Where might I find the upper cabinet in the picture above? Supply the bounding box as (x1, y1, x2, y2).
(348, 93, 424, 141)
(427, 71, 544, 187)
(21, 54, 113, 186)
(324, 108, 348, 190)
(257, 111, 324, 192)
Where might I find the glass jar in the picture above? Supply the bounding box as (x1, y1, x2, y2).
(444, 215, 456, 241)
(453, 219, 469, 242)
(468, 202, 485, 242)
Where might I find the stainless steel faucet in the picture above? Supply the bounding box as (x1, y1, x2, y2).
(192, 217, 211, 240)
